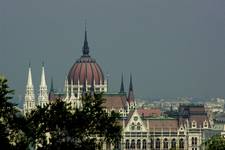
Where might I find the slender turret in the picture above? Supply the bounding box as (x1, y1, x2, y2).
(38, 63, 48, 107)
(82, 23, 89, 56)
(23, 63, 36, 115)
(119, 73, 125, 94)
(127, 74, 135, 109)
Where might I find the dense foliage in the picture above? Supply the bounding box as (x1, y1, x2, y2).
(0, 77, 121, 150)
(203, 135, 225, 150)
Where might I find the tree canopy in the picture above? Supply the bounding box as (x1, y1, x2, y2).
(203, 135, 225, 150)
(0, 77, 122, 150)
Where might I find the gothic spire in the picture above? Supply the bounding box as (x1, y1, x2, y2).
(119, 73, 125, 93)
(27, 62, 33, 88)
(40, 62, 47, 87)
(128, 74, 135, 105)
(82, 23, 89, 56)
(129, 74, 133, 91)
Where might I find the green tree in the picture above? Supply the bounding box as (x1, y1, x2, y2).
(0, 76, 25, 149)
(25, 93, 122, 150)
(203, 135, 225, 150)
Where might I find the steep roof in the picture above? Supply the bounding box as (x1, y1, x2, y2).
(102, 94, 128, 111)
(137, 108, 161, 117)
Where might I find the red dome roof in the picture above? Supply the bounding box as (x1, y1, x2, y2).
(68, 56, 105, 85)
(68, 28, 105, 85)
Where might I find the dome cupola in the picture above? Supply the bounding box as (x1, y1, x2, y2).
(67, 27, 105, 86)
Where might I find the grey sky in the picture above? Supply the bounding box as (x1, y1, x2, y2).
(1, 0, 225, 100)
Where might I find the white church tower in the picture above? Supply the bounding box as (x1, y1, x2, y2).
(38, 63, 49, 107)
(23, 63, 36, 115)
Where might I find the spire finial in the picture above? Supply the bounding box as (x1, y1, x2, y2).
(82, 21, 89, 56)
(129, 73, 133, 91)
(27, 62, 33, 87)
(119, 73, 125, 93)
(40, 63, 47, 87)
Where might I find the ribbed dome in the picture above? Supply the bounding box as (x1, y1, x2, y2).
(67, 28, 105, 85)
(68, 55, 104, 85)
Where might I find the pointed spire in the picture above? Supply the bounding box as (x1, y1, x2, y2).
(119, 73, 125, 93)
(27, 62, 33, 87)
(40, 62, 47, 87)
(82, 22, 89, 56)
(129, 73, 133, 91)
(128, 74, 135, 106)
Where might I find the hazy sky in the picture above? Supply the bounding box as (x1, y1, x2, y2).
(1, 0, 225, 100)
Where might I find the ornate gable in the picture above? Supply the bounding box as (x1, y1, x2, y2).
(124, 110, 147, 132)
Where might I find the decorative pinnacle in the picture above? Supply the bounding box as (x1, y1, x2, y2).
(129, 73, 133, 91)
(120, 73, 125, 93)
(82, 21, 89, 56)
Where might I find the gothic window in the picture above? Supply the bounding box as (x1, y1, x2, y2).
(163, 138, 168, 149)
(125, 139, 129, 149)
(192, 120, 197, 128)
(194, 137, 197, 145)
(179, 138, 184, 149)
(156, 138, 160, 149)
(137, 139, 141, 149)
(137, 122, 141, 130)
(114, 141, 120, 149)
(171, 138, 176, 148)
(204, 120, 208, 128)
(150, 139, 154, 149)
(142, 139, 147, 149)
(131, 139, 135, 149)
(192, 137, 195, 146)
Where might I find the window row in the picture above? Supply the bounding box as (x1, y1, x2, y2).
(125, 138, 185, 149)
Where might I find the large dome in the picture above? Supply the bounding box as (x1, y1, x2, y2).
(67, 29, 105, 85)
(68, 56, 104, 85)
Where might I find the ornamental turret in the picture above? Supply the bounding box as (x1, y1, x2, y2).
(23, 63, 36, 115)
(127, 74, 136, 109)
(38, 63, 49, 107)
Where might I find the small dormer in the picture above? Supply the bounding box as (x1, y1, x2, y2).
(192, 120, 197, 128)
(203, 120, 208, 128)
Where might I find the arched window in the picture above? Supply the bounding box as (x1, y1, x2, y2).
(131, 139, 135, 149)
(156, 138, 160, 149)
(179, 138, 184, 149)
(142, 139, 147, 149)
(163, 138, 168, 149)
(137, 122, 141, 130)
(125, 139, 129, 149)
(137, 139, 141, 149)
(192, 120, 197, 128)
(150, 139, 154, 149)
(194, 137, 197, 145)
(114, 141, 120, 149)
(204, 120, 208, 128)
(192, 137, 195, 146)
(171, 139, 176, 148)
